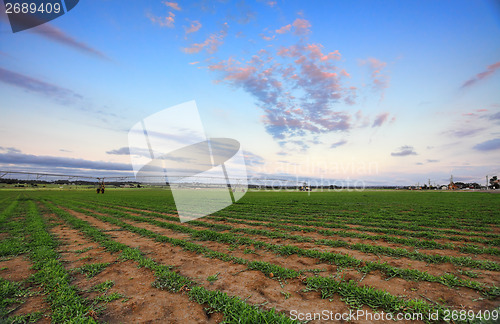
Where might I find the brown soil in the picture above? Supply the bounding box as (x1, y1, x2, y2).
(198, 217, 500, 262)
(61, 205, 499, 319)
(46, 214, 224, 324)
(0, 256, 34, 281)
(0, 256, 51, 323)
(60, 207, 356, 322)
(101, 205, 499, 283)
(114, 204, 499, 249)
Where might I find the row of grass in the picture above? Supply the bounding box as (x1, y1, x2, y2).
(57, 199, 499, 298)
(0, 277, 44, 323)
(40, 200, 298, 324)
(41, 199, 454, 322)
(82, 195, 499, 246)
(71, 200, 500, 269)
(72, 199, 500, 274)
(91, 190, 499, 232)
(223, 193, 500, 231)
(87, 201, 458, 251)
(22, 199, 98, 323)
(212, 207, 500, 246)
(77, 198, 500, 257)
(0, 200, 27, 258)
(0, 197, 98, 323)
(0, 198, 44, 323)
(210, 215, 500, 256)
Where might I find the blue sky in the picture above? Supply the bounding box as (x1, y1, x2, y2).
(0, 0, 499, 186)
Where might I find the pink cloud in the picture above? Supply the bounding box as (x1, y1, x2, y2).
(266, 1, 277, 7)
(305, 44, 341, 61)
(275, 24, 292, 34)
(184, 20, 202, 34)
(163, 1, 181, 11)
(292, 18, 311, 35)
(360, 57, 390, 97)
(183, 23, 228, 54)
(461, 61, 500, 88)
(344, 86, 357, 105)
(261, 34, 275, 41)
(340, 69, 350, 77)
(207, 41, 355, 140)
(372, 112, 390, 127)
(148, 12, 175, 28)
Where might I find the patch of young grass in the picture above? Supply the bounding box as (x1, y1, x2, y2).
(207, 272, 220, 282)
(60, 199, 498, 295)
(43, 200, 299, 323)
(93, 292, 124, 304)
(6, 311, 43, 323)
(0, 277, 24, 318)
(23, 200, 98, 323)
(74, 247, 93, 254)
(75, 262, 110, 278)
(90, 280, 114, 293)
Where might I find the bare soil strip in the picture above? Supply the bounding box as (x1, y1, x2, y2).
(106, 203, 498, 249)
(58, 206, 358, 323)
(198, 217, 500, 262)
(92, 203, 499, 282)
(0, 256, 51, 323)
(45, 211, 223, 324)
(61, 205, 499, 315)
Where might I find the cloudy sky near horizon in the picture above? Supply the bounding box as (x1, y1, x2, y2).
(0, 0, 499, 186)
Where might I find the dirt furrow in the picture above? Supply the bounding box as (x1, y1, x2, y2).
(45, 210, 221, 324)
(66, 205, 500, 314)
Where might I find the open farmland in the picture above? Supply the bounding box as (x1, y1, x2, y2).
(0, 189, 499, 323)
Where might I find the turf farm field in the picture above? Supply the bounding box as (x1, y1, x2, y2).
(0, 189, 499, 323)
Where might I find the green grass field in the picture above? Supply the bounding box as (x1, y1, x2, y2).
(1, 189, 499, 323)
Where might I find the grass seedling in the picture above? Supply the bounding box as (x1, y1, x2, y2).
(91, 280, 114, 293)
(207, 272, 220, 283)
(75, 262, 110, 278)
